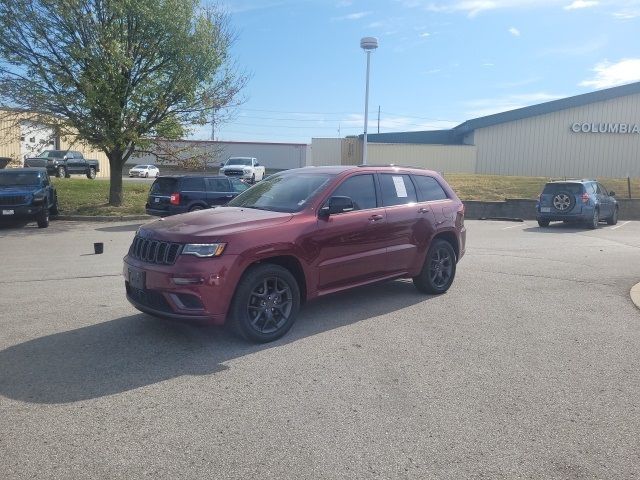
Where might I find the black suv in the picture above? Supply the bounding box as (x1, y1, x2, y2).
(536, 180, 618, 229)
(0, 168, 58, 228)
(146, 175, 249, 217)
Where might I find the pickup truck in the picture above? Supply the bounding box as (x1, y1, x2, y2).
(24, 150, 100, 179)
(219, 157, 265, 183)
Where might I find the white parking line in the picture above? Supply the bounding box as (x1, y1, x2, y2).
(611, 221, 631, 230)
(502, 223, 526, 230)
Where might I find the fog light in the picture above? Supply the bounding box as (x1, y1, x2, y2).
(172, 276, 204, 285)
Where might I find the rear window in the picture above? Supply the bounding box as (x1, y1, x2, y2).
(150, 178, 177, 195)
(542, 183, 585, 195)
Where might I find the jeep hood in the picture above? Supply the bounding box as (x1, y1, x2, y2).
(139, 207, 293, 240)
(0, 185, 40, 195)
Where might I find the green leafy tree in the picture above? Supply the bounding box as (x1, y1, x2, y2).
(0, 0, 246, 205)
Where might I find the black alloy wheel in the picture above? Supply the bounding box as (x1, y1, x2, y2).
(230, 264, 300, 343)
(413, 239, 456, 294)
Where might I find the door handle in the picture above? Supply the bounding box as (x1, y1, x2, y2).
(418, 208, 429, 214)
(368, 214, 384, 222)
(225, 195, 233, 198)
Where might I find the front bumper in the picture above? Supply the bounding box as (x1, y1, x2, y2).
(536, 204, 594, 222)
(123, 253, 243, 325)
(222, 170, 251, 179)
(0, 204, 44, 219)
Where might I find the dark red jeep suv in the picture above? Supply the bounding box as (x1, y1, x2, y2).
(124, 166, 466, 342)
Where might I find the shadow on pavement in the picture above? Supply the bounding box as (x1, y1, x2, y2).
(522, 223, 594, 234)
(0, 218, 75, 236)
(0, 280, 429, 404)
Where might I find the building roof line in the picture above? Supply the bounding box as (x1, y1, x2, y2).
(454, 81, 640, 133)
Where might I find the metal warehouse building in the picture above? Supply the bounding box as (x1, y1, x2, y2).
(312, 81, 640, 178)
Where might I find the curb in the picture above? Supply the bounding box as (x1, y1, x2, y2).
(631, 283, 640, 311)
(55, 215, 153, 222)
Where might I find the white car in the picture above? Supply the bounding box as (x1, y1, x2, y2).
(219, 157, 265, 183)
(129, 164, 160, 178)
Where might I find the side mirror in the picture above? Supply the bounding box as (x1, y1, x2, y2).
(609, 191, 616, 197)
(255, 162, 260, 166)
(320, 196, 355, 217)
(219, 162, 225, 167)
(63, 155, 68, 160)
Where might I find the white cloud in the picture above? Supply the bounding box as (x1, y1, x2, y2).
(334, 11, 372, 20)
(336, 0, 353, 7)
(423, 1, 564, 17)
(580, 58, 640, 88)
(342, 113, 458, 131)
(368, 21, 384, 27)
(465, 92, 565, 117)
(613, 10, 640, 19)
(482, 62, 495, 67)
(419, 32, 431, 37)
(564, 0, 598, 10)
(508, 27, 520, 36)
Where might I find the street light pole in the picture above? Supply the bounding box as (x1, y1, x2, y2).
(360, 37, 378, 165)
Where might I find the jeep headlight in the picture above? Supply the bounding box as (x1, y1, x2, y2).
(182, 243, 226, 257)
(32, 192, 46, 203)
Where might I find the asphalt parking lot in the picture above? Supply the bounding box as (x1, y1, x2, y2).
(1, 219, 639, 479)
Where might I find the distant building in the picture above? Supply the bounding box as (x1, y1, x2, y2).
(312, 81, 640, 178)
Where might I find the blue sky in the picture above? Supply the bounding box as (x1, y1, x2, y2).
(194, 0, 640, 144)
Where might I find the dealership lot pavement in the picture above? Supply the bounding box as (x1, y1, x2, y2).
(1, 219, 639, 479)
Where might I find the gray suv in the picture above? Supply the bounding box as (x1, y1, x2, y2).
(536, 180, 618, 229)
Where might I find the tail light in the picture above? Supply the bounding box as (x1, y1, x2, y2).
(170, 192, 180, 205)
(581, 193, 590, 204)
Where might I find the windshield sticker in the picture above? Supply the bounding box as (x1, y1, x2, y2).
(392, 176, 407, 198)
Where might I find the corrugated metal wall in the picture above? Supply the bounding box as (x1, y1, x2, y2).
(474, 92, 640, 177)
(366, 143, 476, 173)
(0, 117, 20, 163)
(132, 140, 308, 170)
(310, 138, 342, 166)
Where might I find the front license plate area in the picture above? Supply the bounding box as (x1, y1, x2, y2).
(540, 207, 551, 213)
(2, 209, 14, 215)
(128, 267, 146, 290)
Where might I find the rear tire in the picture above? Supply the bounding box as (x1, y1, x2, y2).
(413, 239, 457, 294)
(229, 264, 300, 343)
(606, 207, 618, 225)
(37, 209, 50, 228)
(587, 208, 599, 229)
(189, 205, 204, 212)
(538, 219, 550, 227)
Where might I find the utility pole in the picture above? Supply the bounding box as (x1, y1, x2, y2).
(377, 105, 380, 134)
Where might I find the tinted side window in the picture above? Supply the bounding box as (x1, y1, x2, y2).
(206, 178, 230, 192)
(597, 183, 608, 196)
(413, 175, 448, 202)
(180, 178, 205, 191)
(379, 174, 417, 206)
(330, 174, 377, 210)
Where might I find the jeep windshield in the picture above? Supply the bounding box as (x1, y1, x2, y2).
(227, 172, 333, 213)
(226, 158, 252, 166)
(0, 171, 40, 186)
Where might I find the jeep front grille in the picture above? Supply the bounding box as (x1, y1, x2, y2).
(129, 235, 183, 265)
(0, 195, 28, 206)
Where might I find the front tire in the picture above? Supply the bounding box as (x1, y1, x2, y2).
(37, 209, 50, 228)
(57, 166, 66, 178)
(251, 173, 256, 184)
(606, 207, 619, 225)
(413, 239, 457, 294)
(538, 219, 550, 227)
(87, 167, 96, 179)
(230, 264, 300, 343)
(50, 196, 59, 216)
